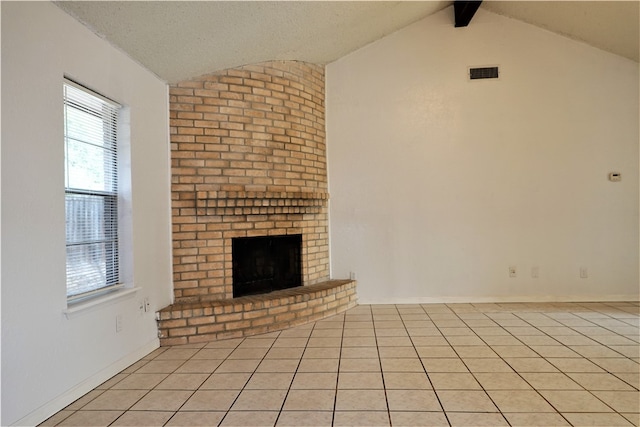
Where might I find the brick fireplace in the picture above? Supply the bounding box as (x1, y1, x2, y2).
(158, 61, 356, 345)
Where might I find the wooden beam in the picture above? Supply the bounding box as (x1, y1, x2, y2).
(454, 1, 482, 28)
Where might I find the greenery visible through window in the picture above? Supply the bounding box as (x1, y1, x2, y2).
(64, 80, 121, 301)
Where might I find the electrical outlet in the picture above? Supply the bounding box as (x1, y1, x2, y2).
(531, 266, 539, 279)
(509, 266, 517, 278)
(580, 267, 588, 279)
(116, 314, 123, 332)
(144, 297, 151, 312)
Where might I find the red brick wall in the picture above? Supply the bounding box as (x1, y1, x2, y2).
(169, 61, 329, 302)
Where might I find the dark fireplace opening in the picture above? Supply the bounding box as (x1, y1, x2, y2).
(232, 234, 302, 298)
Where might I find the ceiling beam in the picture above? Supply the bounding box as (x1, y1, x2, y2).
(454, 1, 482, 28)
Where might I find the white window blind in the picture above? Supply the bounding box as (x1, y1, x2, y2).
(64, 80, 121, 301)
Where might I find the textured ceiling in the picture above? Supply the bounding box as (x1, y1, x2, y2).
(55, 1, 639, 83)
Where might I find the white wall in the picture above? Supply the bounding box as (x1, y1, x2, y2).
(1, 3, 173, 425)
(327, 7, 639, 304)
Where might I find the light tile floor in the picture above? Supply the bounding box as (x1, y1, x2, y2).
(41, 302, 639, 426)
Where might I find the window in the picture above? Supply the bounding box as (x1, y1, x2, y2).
(64, 80, 121, 302)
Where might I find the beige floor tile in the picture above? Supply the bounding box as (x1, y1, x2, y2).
(376, 336, 413, 347)
(462, 358, 513, 373)
(264, 347, 304, 359)
(237, 338, 276, 348)
(571, 345, 627, 358)
(82, 389, 147, 410)
(344, 322, 375, 329)
(472, 327, 511, 337)
(474, 372, 532, 390)
(407, 328, 444, 337)
(228, 347, 270, 359)
(615, 373, 640, 389)
(58, 410, 123, 426)
(290, 372, 337, 389)
(447, 412, 508, 426)
(282, 389, 336, 410)
(231, 389, 287, 410)
(610, 346, 640, 358)
(340, 347, 378, 358)
(311, 328, 343, 338)
(39, 410, 75, 426)
(592, 391, 640, 413)
(278, 328, 313, 338)
(297, 357, 339, 372)
(383, 372, 432, 389)
(622, 413, 640, 426)
(220, 411, 279, 427)
(340, 357, 381, 372)
(386, 389, 441, 411)
(130, 390, 192, 411)
(505, 357, 560, 372)
(95, 373, 128, 389)
(503, 412, 570, 426)
(416, 346, 457, 358)
(154, 348, 200, 360)
(381, 357, 425, 372)
(204, 338, 243, 348)
(453, 345, 498, 358)
(528, 345, 580, 358)
(377, 346, 417, 358)
(374, 321, 405, 329)
(134, 359, 184, 374)
(272, 337, 308, 348)
(255, 359, 299, 373)
(307, 337, 344, 347)
(548, 357, 606, 373)
(155, 373, 209, 390)
(342, 337, 377, 347)
(481, 335, 523, 345)
(410, 336, 449, 346)
(561, 412, 634, 426)
(111, 373, 168, 390)
(193, 348, 234, 359)
(338, 372, 384, 389)
(335, 389, 387, 410)
(166, 411, 226, 426)
(200, 372, 251, 389)
(121, 360, 149, 373)
(389, 411, 449, 427)
(520, 372, 582, 389)
(428, 372, 481, 390)
(245, 372, 295, 389)
(590, 358, 640, 374)
(539, 390, 614, 412)
(375, 328, 409, 337)
(568, 373, 635, 390)
(488, 390, 557, 412)
(436, 390, 498, 412)
(314, 321, 344, 330)
(276, 411, 333, 426)
(421, 358, 468, 373)
(517, 335, 561, 346)
(342, 328, 376, 337)
(445, 335, 486, 346)
(333, 411, 390, 426)
(302, 347, 341, 358)
(216, 359, 261, 373)
(64, 389, 105, 410)
(492, 345, 539, 358)
(440, 327, 475, 336)
(174, 358, 223, 373)
(110, 410, 173, 426)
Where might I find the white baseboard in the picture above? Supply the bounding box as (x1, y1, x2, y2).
(13, 338, 159, 427)
(358, 294, 640, 305)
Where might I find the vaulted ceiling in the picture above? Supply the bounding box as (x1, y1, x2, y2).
(55, 1, 639, 83)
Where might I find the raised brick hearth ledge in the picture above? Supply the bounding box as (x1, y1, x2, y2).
(157, 279, 357, 346)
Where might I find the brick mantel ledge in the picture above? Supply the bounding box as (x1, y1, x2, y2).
(157, 279, 357, 346)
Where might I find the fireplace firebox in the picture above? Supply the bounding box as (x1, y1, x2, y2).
(232, 234, 302, 298)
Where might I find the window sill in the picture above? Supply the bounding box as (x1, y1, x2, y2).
(63, 287, 140, 319)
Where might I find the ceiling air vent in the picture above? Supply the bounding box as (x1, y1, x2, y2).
(469, 66, 499, 80)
